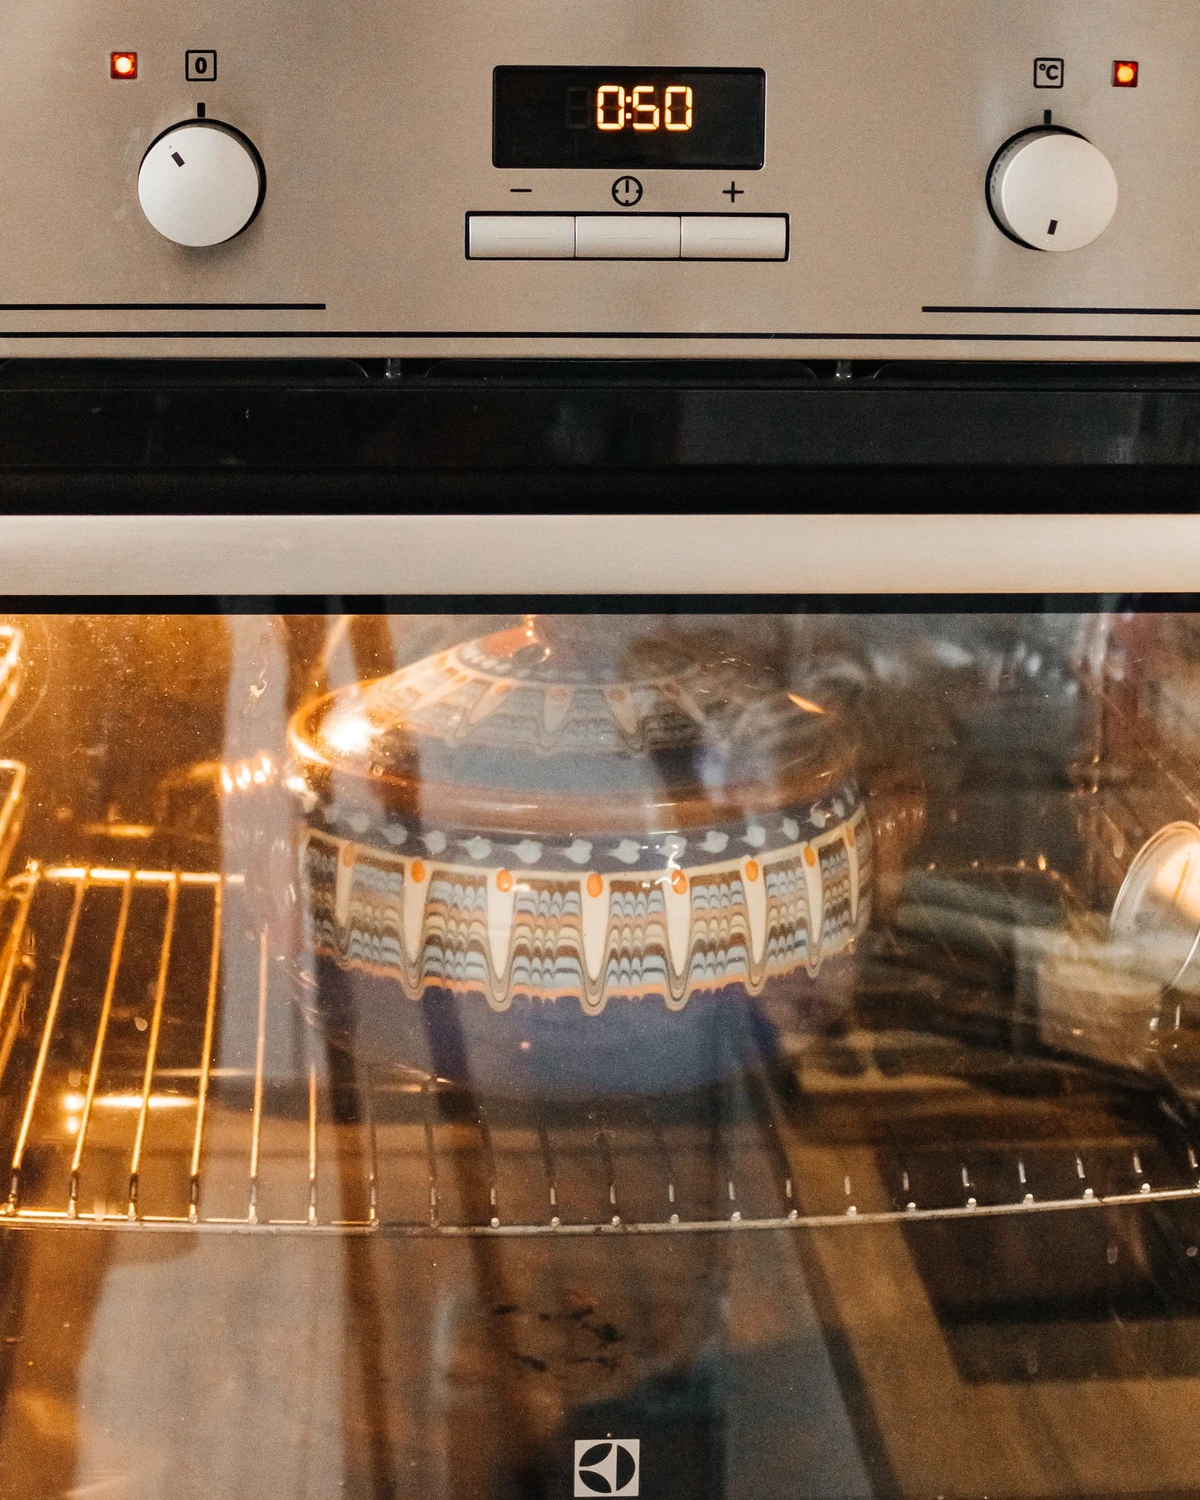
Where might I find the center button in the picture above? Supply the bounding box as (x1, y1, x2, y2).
(575, 215, 680, 259)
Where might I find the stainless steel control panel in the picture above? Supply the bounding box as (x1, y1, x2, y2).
(1, 0, 1195, 359)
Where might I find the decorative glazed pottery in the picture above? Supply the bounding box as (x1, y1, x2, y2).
(287, 616, 873, 1094)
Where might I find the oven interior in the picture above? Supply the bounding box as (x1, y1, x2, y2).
(0, 608, 1198, 1499)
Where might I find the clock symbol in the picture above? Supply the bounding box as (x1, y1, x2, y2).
(611, 175, 643, 207)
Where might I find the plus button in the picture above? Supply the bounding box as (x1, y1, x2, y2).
(722, 180, 744, 202)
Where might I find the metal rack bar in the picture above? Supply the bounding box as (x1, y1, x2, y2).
(9, 1181, 1200, 1238)
(128, 873, 180, 1218)
(593, 1118, 621, 1226)
(740, 1064, 799, 1218)
(641, 1098, 680, 1224)
(363, 1063, 379, 1226)
(8, 875, 87, 1209)
(0, 866, 37, 1081)
(420, 1078, 440, 1228)
(0, 760, 26, 881)
(188, 878, 223, 1222)
(40, 866, 225, 886)
(307, 1058, 319, 1226)
(69, 873, 133, 1216)
(474, 1097, 500, 1229)
(711, 1095, 741, 1222)
(532, 1099, 559, 1226)
(0, 626, 22, 717)
(247, 927, 269, 1224)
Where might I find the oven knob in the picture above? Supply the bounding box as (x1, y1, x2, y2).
(987, 128, 1118, 252)
(138, 122, 265, 247)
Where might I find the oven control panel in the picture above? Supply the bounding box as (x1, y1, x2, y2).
(0, 1, 1194, 359)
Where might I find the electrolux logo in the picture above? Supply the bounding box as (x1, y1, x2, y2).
(574, 1439, 640, 1497)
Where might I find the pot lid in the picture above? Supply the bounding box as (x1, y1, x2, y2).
(288, 615, 856, 836)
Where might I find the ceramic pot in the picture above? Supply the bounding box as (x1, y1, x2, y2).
(287, 616, 873, 1095)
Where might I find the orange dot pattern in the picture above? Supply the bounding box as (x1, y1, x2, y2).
(670, 869, 688, 895)
(586, 872, 604, 897)
(496, 870, 513, 892)
(803, 845, 817, 867)
(744, 859, 759, 882)
(410, 858, 426, 883)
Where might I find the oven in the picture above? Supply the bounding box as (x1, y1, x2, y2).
(1, 515, 1200, 1500)
(6, 2, 1200, 1497)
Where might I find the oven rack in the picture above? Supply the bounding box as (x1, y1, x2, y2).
(0, 859, 1197, 1237)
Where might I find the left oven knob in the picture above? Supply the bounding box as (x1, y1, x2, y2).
(138, 121, 265, 247)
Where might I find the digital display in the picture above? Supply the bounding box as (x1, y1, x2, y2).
(493, 67, 765, 169)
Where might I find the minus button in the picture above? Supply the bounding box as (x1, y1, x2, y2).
(468, 214, 574, 259)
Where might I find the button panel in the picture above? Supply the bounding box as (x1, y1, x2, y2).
(468, 213, 788, 260)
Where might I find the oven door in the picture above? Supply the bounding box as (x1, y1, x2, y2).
(2, 509, 1200, 1499)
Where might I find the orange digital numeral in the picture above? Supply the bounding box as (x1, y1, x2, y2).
(632, 84, 660, 130)
(665, 85, 693, 130)
(596, 84, 625, 130)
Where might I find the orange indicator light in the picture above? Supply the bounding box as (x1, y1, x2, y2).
(110, 51, 138, 79)
(1113, 60, 1139, 87)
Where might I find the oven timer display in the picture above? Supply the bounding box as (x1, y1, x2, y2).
(493, 67, 765, 170)
(587, 83, 694, 133)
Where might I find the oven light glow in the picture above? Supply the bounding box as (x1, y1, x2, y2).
(63, 1090, 192, 1113)
(1113, 60, 1139, 87)
(323, 706, 377, 755)
(110, 51, 138, 79)
(787, 692, 826, 714)
(222, 751, 276, 794)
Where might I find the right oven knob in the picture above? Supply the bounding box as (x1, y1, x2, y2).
(987, 127, 1118, 252)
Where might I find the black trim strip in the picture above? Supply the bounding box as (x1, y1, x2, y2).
(0, 594, 1194, 614)
(0, 302, 327, 312)
(925, 305, 1200, 316)
(8, 329, 1200, 342)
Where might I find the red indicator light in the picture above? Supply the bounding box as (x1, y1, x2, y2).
(110, 51, 138, 79)
(1113, 60, 1139, 87)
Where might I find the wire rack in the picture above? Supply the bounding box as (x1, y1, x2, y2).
(0, 858, 1198, 1237)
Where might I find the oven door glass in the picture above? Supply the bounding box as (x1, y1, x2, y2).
(1, 607, 1198, 1500)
